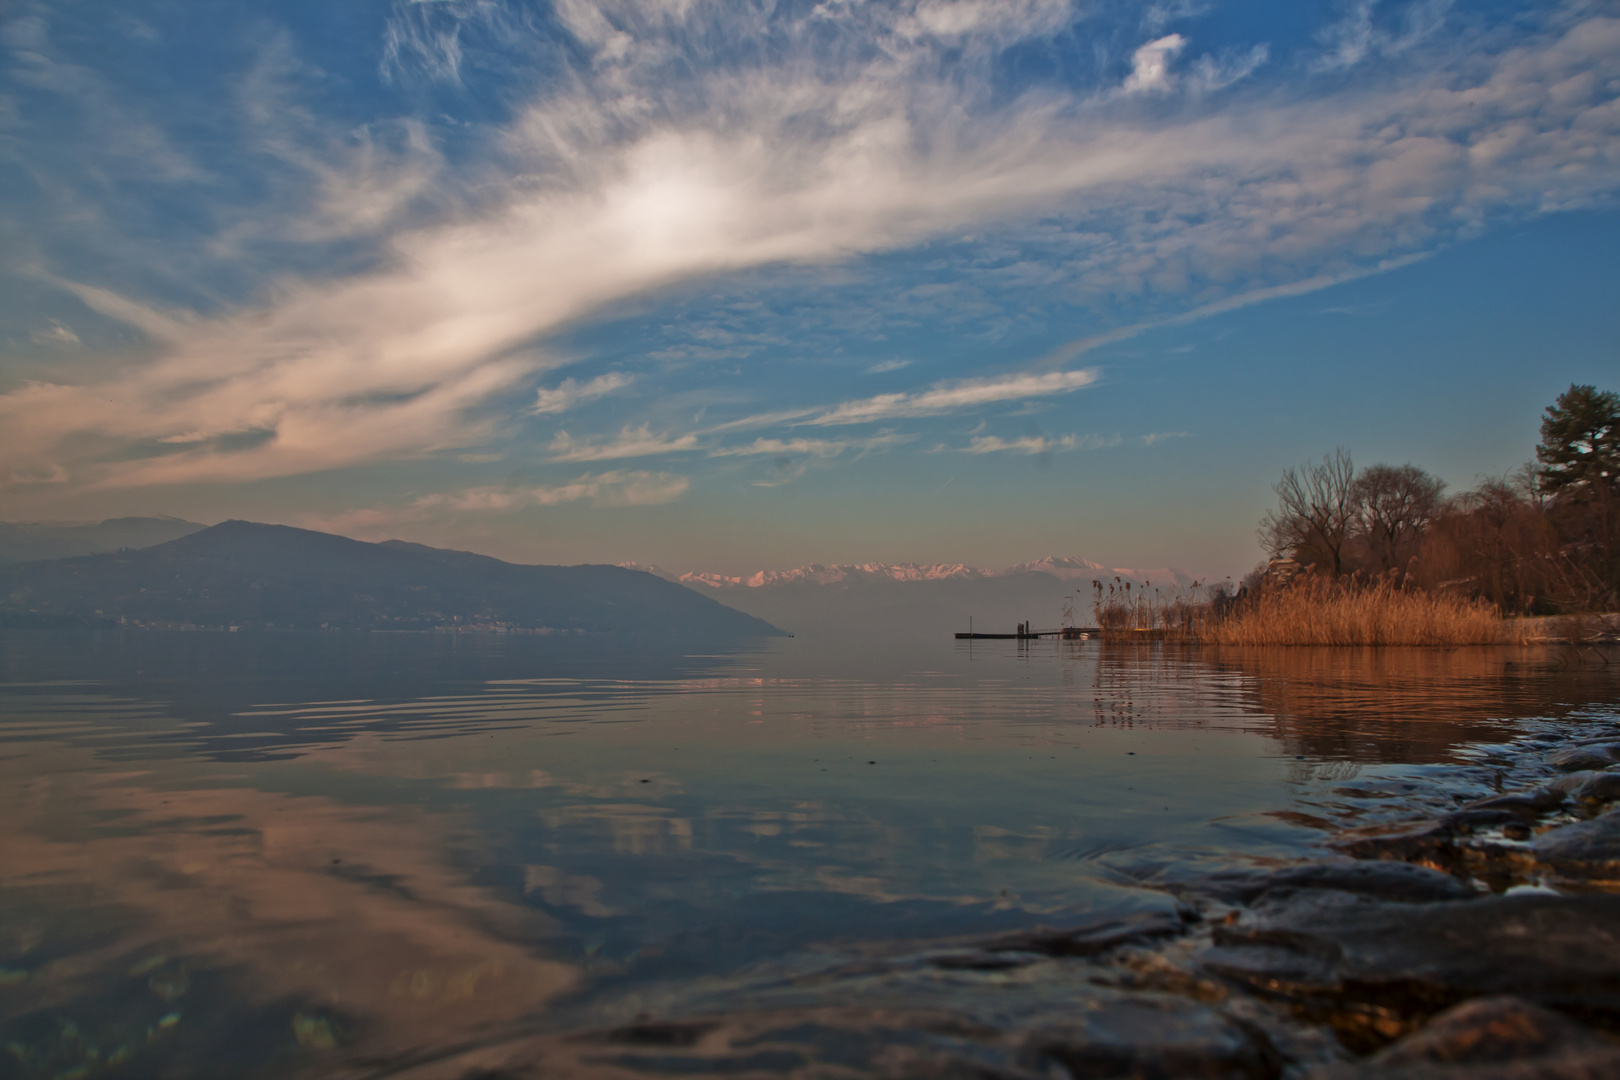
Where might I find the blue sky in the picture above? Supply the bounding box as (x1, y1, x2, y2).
(2, 0, 1617, 576)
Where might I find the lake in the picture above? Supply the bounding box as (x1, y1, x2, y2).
(2, 629, 1617, 1078)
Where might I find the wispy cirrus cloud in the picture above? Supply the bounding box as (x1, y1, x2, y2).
(303, 469, 690, 536)
(2, 0, 1618, 501)
(810, 370, 1100, 426)
(709, 433, 913, 458)
(531, 372, 633, 414)
(547, 425, 701, 462)
(1141, 430, 1193, 446)
(425, 470, 689, 510)
(964, 433, 1120, 454)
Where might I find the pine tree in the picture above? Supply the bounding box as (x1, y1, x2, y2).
(1537, 384, 1619, 499)
(1536, 383, 1619, 607)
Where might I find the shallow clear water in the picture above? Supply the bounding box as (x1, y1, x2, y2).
(1, 630, 1616, 1077)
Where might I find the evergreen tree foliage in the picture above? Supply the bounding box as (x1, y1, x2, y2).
(1537, 384, 1620, 499)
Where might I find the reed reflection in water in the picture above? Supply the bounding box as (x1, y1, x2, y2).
(0, 630, 1614, 1078)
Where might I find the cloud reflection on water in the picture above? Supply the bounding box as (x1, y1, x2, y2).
(1, 632, 1617, 1075)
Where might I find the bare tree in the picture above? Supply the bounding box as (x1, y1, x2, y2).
(1352, 464, 1445, 573)
(1259, 448, 1357, 576)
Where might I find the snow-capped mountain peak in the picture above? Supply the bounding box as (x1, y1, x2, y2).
(623, 557, 1197, 591)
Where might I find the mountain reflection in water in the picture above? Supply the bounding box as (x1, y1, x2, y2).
(0, 630, 1614, 1078)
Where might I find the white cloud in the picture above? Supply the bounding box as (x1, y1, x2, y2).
(29, 321, 79, 346)
(865, 359, 912, 374)
(1141, 430, 1192, 445)
(1186, 44, 1269, 94)
(964, 432, 1118, 453)
(709, 433, 913, 457)
(531, 372, 633, 413)
(1143, 2, 1211, 34)
(304, 469, 690, 534)
(1122, 34, 1186, 94)
(3, 2, 1618, 494)
(1313, 0, 1451, 73)
(810, 369, 1099, 426)
(547, 424, 701, 461)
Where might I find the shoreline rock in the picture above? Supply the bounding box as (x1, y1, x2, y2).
(318, 719, 1620, 1080)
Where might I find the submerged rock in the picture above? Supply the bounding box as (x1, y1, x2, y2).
(1459, 788, 1565, 818)
(1329, 818, 1459, 868)
(1018, 996, 1281, 1079)
(1193, 862, 1475, 907)
(1546, 745, 1620, 773)
(1306, 996, 1620, 1078)
(1531, 812, 1620, 880)
(1201, 892, 1620, 1049)
(980, 910, 1189, 959)
(1571, 772, 1620, 804)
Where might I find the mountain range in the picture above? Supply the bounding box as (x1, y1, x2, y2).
(0, 516, 1198, 639)
(622, 556, 1200, 638)
(0, 516, 205, 563)
(0, 521, 782, 638)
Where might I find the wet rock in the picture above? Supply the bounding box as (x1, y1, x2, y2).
(1372, 996, 1614, 1064)
(1531, 812, 1620, 879)
(1460, 788, 1565, 817)
(928, 952, 1036, 972)
(1195, 862, 1474, 907)
(584, 1048, 809, 1074)
(983, 910, 1188, 959)
(1547, 772, 1601, 796)
(593, 1020, 719, 1047)
(1444, 808, 1522, 830)
(1306, 996, 1620, 1078)
(1329, 818, 1458, 867)
(1547, 745, 1620, 773)
(1571, 772, 1620, 803)
(469, 1009, 1049, 1080)
(1200, 892, 1620, 1044)
(1018, 996, 1280, 1079)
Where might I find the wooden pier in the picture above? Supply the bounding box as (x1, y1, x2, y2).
(954, 626, 1097, 640)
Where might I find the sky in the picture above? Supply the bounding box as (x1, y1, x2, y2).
(1, 0, 1617, 578)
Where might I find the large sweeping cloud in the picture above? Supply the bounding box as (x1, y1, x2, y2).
(1, 0, 1617, 498)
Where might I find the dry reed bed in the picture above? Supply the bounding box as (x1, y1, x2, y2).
(1202, 579, 1513, 646)
(1093, 578, 1521, 646)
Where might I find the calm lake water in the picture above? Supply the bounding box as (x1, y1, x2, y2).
(2, 629, 1617, 1078)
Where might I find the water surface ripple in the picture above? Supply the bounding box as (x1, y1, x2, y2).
(0, 630, 1615, 1078)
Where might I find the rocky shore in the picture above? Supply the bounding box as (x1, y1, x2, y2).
(344, 712, 1620, 1080)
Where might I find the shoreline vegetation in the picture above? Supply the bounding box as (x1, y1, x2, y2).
(1092, 573, 1525, 647)
(1089, 383, 1618, 647)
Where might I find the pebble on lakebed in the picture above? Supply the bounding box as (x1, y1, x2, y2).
(321, 723, 1620, 1080)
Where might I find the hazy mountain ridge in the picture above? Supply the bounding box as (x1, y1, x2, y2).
(0, 521, 783, 638)
(0, 516, 205, 563)
(624, 556, 1196, 591)
(619, 556, 1200, 638)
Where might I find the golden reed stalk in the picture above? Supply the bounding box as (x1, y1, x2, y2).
(1200, 577, 1516, 647)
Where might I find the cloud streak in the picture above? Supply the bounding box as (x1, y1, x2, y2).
(810, 370, 1100, 426)
(303, 469, 690, 536)
(531, 372, 633, 414)
(709, 434, 914, 458)
(547, 425, 701, 462)
(965, 434, 1093, 454)
(2, 1, 1618, 497)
